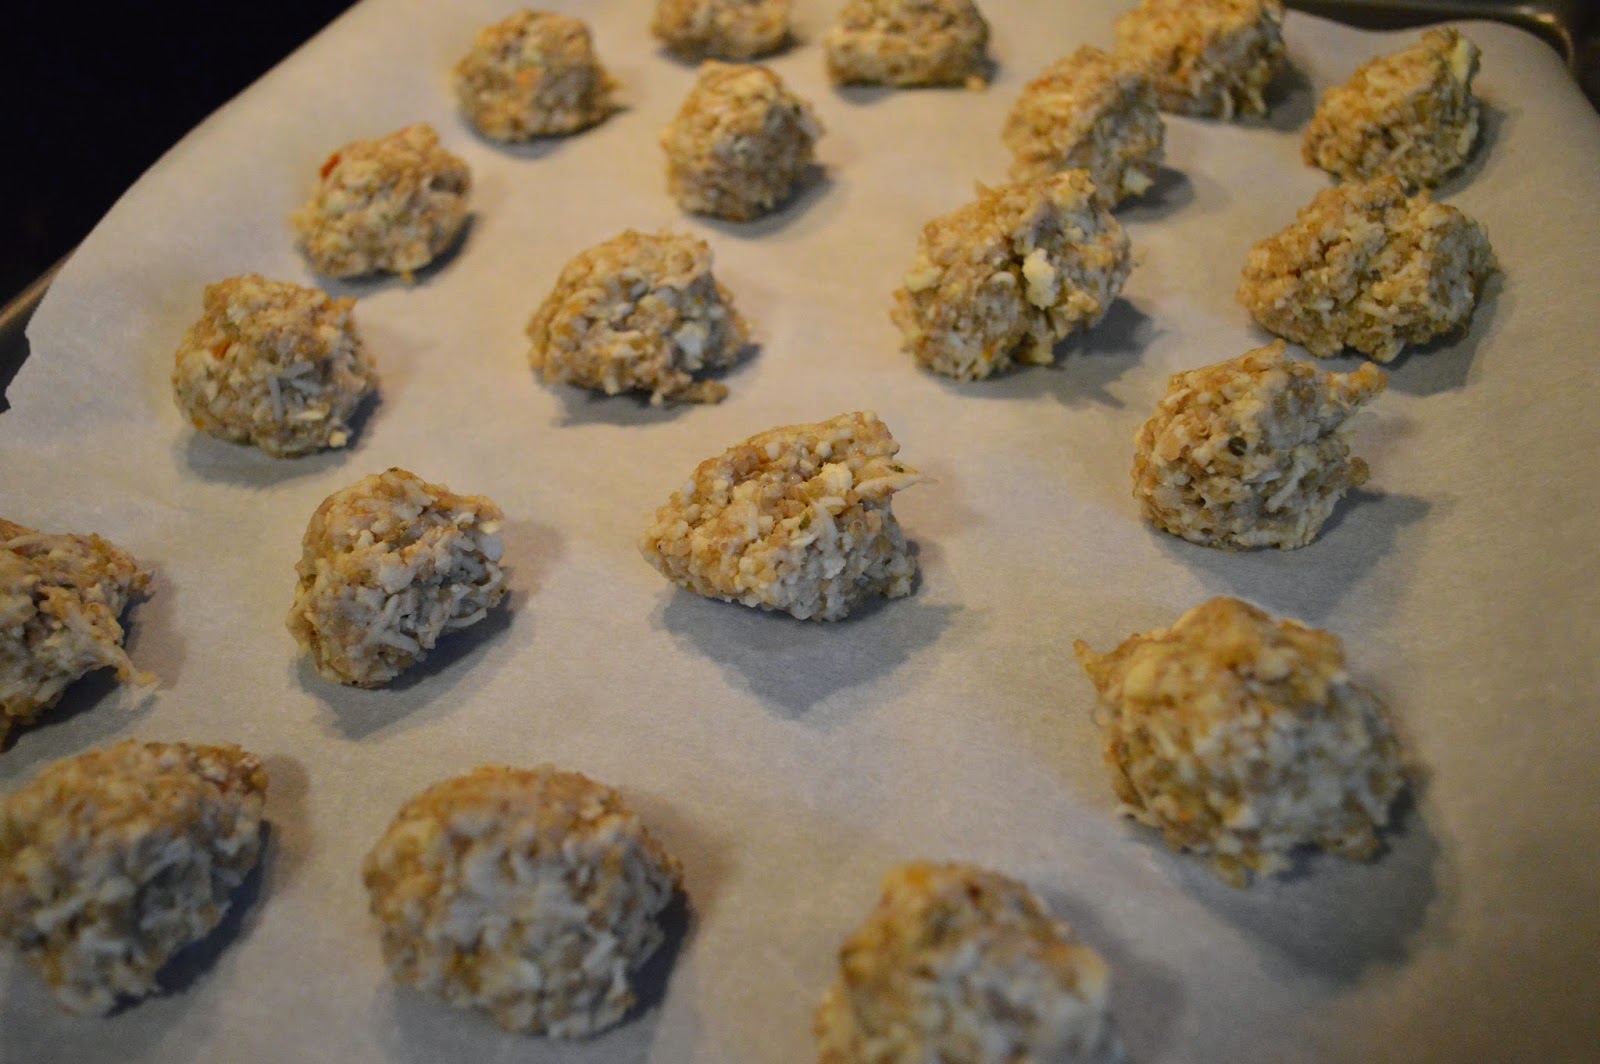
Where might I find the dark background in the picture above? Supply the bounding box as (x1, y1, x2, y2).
(2, 2, 1595, 310)
(2, 2, 356, 304)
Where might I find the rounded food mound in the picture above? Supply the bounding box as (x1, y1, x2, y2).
(1113, 0, 1285, 119)
(1303, 28, 1482, 189)
(291, 123, 471, 279)
(454, 9, 617, 140)
(824, 0, 991, 88)
(527, 229, 751, 405)
(1003, 45, 1165, 203)
(640, 411, 923, 621)
(362, 764, 683, 1036)
(171, 275, 376, 457)
(653, 0, 792, 60)
(661, 60, 823, 221)
(892, 171, 1132, 381)
(1237, 176, 1495, 361)
(286, 468, 508, 687)
(0, 740, 267, 1014)
(1132, 340, 1386, 550)
(0, 520, 151, 745)
(815, 862, 1119, 1064)
(1074, 597, 1407, 886)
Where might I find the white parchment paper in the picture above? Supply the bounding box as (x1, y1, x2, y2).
(3, 2, 1599, 1060)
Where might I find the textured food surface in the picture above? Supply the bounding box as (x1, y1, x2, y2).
(171, 275, 377, 456)
(893, 171, 1132, 380)
(815, 862, 1120, 1064)
(653, 0, 792, 60)
(1303, 28, 1481, 188)
(0, 521, 151, 744)
(453, 9, 617, 140)
(1074, 597, 1407, 886)
(527, 229, 750, 404)
(0, 741, 267, 1014)
(4, 3, 1599, 1063)
(1114, 0, 1286, 119)
(362, 764, 683, 1036)
(661, 60, 822, 220)
(291, 123, 471, 279)
(641, 412, 922, 620)
(1237, 176, 1495, 360)
(1132, 341, 1387, 550)
(1003, 45, 1165, 202)
(824, 0, 991, 88)
(286, 468, 508, 687)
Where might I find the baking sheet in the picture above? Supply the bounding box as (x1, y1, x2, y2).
(3, 2, 1599, 1061)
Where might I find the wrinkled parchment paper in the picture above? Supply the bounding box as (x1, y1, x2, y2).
(3, 2, 1598, 1061)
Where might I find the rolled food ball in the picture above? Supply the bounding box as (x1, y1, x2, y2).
(1131, 340, 1386, 550)
(1236, 176, 1496, 361)
(0, 519, 151, 745)
(291, 123, 471, 280)
(527, 229, 752, 405)
(0, 740, 268, 1014)
(661, 60, 823, 221)
(1074, 597, 1408, 886)
(453, 9, 618, 140)
(362, 764, 684, 1036)
(1003, 45, 1165, 205)
(823, 0, 992, 88)
(652, 0, 793, 60)
(1113, 0, 1286, 120)
(1302, 28, 1483, 190)
(286, 468, 508, 687)
(815, 861, 1120, 1064)
(892, 170, 1133, 381)
(171, 275, 377, 457)
(639, 411, 924, 621)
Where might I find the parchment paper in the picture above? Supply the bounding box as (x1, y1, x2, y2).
(3, 2, 1598, 1061)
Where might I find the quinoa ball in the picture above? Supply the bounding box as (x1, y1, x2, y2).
(892, 171, 1133, 381)
(640, 411, 923, 621)
(662, 60, 823, 221)
(823, 0, 992, 88)
(815, 862, 1120, 1064)
(291, 123, 471, 280)
(653, 0, 793, 61)
(1303, 28, 1483, 190)
(1074, 597, 1408, 886)
(0, 740, 268, 1014)
(286, 468, 508, 687)
(1132, 340, 1387, 551)
(453, 9, 618, 141)
(361, 764, 683, 1036)
(1114, 0, 1286, 120)
(1, 520, 151, 745)
(171, 275, 377, 457)
(527, 229, 752, 405)
(1003, 45, 1166, 203)
(1237, 176, 1496, 361)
